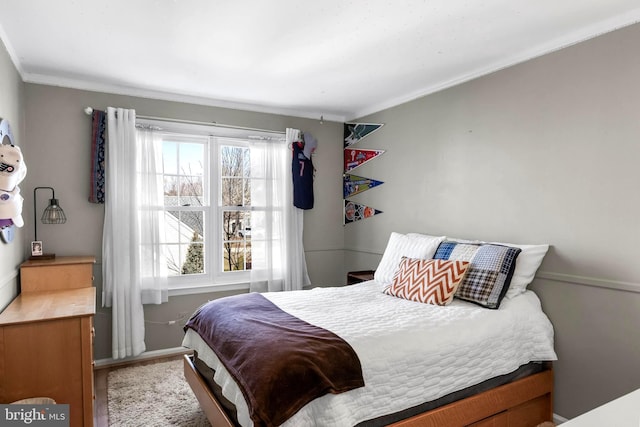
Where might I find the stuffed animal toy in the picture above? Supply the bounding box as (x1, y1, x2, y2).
(0, 185, 24, 227)
(0, 143, 27, 192)
(0, 142, 27, 228)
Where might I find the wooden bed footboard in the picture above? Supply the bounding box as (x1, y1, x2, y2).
(183, 355, 553, 427)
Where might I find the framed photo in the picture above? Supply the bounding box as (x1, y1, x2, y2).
(31, 241, 43, 256)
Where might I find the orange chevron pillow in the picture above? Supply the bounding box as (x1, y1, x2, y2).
(383, 257, 470, 306)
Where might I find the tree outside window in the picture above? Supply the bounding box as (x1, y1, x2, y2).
(221, 145, 251, 272)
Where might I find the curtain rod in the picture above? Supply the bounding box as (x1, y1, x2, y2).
(83, 107, 285, 135)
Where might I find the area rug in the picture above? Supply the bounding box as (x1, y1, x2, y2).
(108, 359, 210, 426)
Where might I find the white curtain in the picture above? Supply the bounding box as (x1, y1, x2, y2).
(102, 107, 168, 359)
(249, 128, 310, 292)
(137, 128, 169, 304)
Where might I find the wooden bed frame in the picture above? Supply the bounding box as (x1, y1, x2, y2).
(184, 355, 553, 427)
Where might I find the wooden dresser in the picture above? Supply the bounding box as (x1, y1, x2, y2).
(0, 256, 96, 427)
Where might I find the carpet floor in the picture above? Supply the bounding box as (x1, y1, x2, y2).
(107, 359, 211, 426)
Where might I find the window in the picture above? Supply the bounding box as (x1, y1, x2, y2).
(145, 119, 283, 292)
(161, 135, 208, 278)
(220, 144, 252, 273)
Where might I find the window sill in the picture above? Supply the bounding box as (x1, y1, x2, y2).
(168, 281, 250, 297)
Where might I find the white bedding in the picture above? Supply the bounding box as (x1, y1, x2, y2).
(182, 280, 557, 427)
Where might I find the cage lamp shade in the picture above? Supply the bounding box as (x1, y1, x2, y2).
(33, 186, 67, 242)
(41, 198, 66, 224)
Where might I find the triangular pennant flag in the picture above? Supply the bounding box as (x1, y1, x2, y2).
(344, 123, 384, 147)
(344, 200, 383, 224)
(343, 174, 384, 198)
(344, 148, 385, 172)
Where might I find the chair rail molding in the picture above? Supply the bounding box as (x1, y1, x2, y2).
(536, 271, 640, 294)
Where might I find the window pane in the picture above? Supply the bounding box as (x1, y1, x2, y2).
(179, 176, 204, 205)
(222, 211, 250, 240)
(223, 241, 246, 271)
(243, 149, 251, 178)
(164, 176, 179, 199)
(250, 177, 266, 207)
(176, 243, 190, 274)
(244, 178, 251, 206)
(221, 146, 245, 177)
(164, 211, 181, 244)
(222, 210, 251, 272)
(165, 244, 181, 276)
(182, 212, 204, 240)
(163, 141, 178, 175)
(164, 210, 205, 276)
(245, 245, 252, 270)
(222, 178, 246, 206)
(179, 143, 204, 176)
(182, 241, 204, 275)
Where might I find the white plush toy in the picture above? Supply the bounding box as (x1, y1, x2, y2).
(0, 185, 24, 227)
(0, 143, 27, 192)
(0, 142, 27, 228)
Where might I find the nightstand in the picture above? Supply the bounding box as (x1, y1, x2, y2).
(347, 270, 375, 285)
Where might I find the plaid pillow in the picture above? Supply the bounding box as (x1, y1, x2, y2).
(433, 241, 521, 309)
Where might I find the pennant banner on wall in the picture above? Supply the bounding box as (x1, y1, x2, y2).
(344, 200, 383, 224)
(343, 174, 384, 198)
(344, 123, 384, 147)
(344, 148, 385, 172)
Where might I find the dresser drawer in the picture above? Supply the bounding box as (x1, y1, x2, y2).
(20, 256, 95, 292)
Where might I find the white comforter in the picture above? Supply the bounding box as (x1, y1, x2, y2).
(182, 280, 557, 427)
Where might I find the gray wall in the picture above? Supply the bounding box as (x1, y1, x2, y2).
(0, 38, 25, 311)
(346, 23, 640, 419)
(21, 84, 345, 359)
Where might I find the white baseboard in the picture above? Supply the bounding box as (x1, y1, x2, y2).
(94, 346, 190, 368)
(554, 413, 569, 424)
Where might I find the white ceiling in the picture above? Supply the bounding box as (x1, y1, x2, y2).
(1, 1, 640, 122)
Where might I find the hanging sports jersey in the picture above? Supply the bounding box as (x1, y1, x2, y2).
(292, 142, 314, 209)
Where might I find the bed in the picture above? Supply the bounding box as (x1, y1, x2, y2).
(182, 233, 557, 427)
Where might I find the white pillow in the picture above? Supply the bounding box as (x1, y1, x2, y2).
(375, 232, 446, 285)
(495, 242, 549, 299)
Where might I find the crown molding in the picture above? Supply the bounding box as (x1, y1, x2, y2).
(351, 9, 640, 120)
(22, 72, 346, 123)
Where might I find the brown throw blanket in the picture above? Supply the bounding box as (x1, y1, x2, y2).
(184, 292, 364, 427)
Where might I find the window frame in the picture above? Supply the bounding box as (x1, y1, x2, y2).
(138, 118, 283, 295)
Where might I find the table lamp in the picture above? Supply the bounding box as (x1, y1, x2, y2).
(31, 186, 66, 259)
